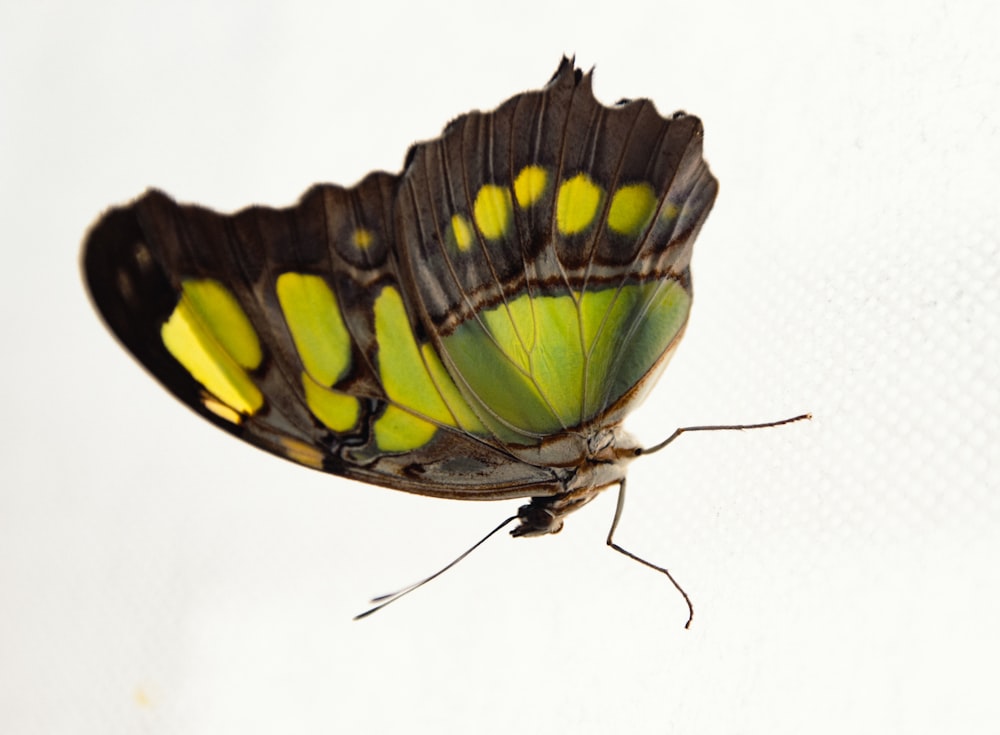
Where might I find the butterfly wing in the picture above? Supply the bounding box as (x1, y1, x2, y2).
(83, 176, 561, 500)
(82, 58, 717, 499)
(397, 59, 718, 449)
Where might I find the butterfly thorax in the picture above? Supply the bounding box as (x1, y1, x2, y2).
(511, 425, 639, 537)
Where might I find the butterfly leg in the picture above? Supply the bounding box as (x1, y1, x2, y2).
(606, 479, 695, 629)
(609, 412, 810, 627)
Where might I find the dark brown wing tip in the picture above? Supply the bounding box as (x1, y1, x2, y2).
(80, 192, 255, 441)
(80, 194, 175, 348)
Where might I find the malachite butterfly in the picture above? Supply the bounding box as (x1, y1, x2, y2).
(83, 58, 806, 624)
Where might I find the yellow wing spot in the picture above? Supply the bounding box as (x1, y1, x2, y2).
(513, 165, 548, 208)
(277, 436, 325, 470)
(276, 273, 352, 387)
(662, 202, 680, 221)
(351, 228, 374, 249)
(372, 285, 484, 450)
(201, 395, 243, 424)
(374, 405, 438, 452)
(448, 213, 474, 252)
(178, 279, 262, 369)
(302, 371, 360, 432)
(556, 174, 603, 235)
(473, 184, 512, 240)
(608, 183, 657, 235)
(161, 286, 264, 417)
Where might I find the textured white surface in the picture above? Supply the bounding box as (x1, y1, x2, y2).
(2, 1, 997, 733)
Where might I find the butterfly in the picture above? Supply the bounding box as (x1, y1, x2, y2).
(82, 57, 806, 624)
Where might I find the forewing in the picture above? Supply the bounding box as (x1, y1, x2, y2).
(82, 175, 560, 499)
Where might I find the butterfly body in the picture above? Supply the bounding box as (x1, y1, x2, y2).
(83, 58, 718, 538)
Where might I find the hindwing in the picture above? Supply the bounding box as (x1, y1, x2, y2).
(397, 61, 716, 444)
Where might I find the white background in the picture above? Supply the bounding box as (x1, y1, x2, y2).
(2, 1, 997, 733)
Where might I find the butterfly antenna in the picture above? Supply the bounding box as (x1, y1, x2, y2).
(353, 514, 520, 620)
(639, 413, 812, 456)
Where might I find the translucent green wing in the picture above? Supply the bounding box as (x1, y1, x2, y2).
(82, 58, 717, 501)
